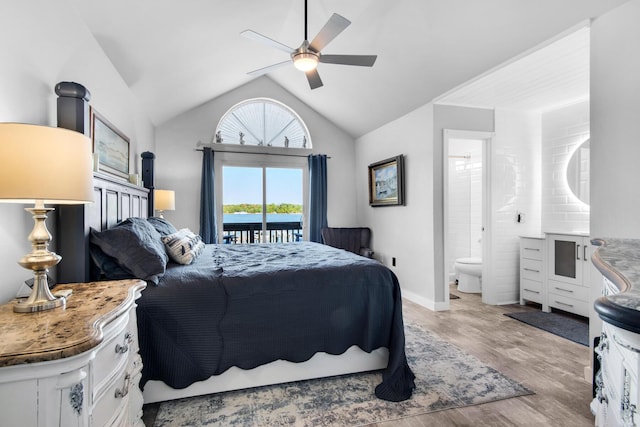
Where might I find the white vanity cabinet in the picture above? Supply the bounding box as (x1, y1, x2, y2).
(546, 233, 591, 317)
(0, 280, 146, 427)
(519, 236, 546, 310)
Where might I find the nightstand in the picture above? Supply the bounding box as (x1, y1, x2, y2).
(0, 279, 146, 427)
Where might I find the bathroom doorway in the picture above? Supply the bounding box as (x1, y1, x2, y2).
(443, 130, 492, 303)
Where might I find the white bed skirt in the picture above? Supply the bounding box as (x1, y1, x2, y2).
(142, 345, 389, 404)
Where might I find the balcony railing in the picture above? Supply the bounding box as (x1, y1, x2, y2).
(222, 221, 302, 244)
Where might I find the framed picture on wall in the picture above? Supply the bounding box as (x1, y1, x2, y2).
(91, 107, 130, 179)
(368, 154, 405, 207)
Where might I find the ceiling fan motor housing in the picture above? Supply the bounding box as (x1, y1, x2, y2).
(292, 42, 320, 71)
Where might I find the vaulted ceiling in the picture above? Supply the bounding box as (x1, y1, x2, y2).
(70, 0, 628, 138)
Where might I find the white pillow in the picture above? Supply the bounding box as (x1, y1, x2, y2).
(161, 228, 205, 265)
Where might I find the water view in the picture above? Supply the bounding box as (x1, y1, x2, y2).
(223, 213, 302, 224)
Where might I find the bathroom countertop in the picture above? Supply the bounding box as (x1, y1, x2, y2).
(520, 231, 591, 239)
(544, 230, 590, 237)
(592, 238, 640, 333)
(519, 234, 545, 239)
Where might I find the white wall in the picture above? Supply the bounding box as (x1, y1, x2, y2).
(355, 104, 494, 309)
(154, 77, 357, 234)
(355, 104, 435, 305)
(541, 101, 590, 233)
(591, 0, 640, 240)
(589, 0, 640, 356)
(489, 109, 542, 305)
(0, 0, 155, 304)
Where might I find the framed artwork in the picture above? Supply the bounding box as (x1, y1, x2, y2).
(368, 155, 405, 207)
(91, 108, 130, 179)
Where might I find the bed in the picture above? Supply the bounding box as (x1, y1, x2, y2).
(65, 173, 415, 404)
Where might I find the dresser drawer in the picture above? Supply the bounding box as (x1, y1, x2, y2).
(92, 367, 131, 427)
(521, 279, 543, 303)
(548, 280, 589, 302)
(521, 258, 543, 281)
(93, 312, 133, 398)
(521, 239, 543, 260)
(548, 293, 589, 317)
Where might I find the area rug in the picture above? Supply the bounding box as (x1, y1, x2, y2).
(504, 310, 588, 346)
(153, 323, 533, 426)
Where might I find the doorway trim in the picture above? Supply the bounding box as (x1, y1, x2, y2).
(443, 129, 494, 308)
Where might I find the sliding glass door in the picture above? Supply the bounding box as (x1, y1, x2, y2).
(222, 165, 303, 243)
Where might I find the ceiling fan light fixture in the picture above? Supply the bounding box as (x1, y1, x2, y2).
(293, 52, 319, 72)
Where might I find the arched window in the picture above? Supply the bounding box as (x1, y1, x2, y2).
(215, 98, 312, 149)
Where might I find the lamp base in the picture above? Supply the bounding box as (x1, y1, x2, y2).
(14, 296, 65, 313)
(14, 205, 66, 313)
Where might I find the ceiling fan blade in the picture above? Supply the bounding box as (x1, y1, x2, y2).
(309, 13, 351, 52)
(320, 54, 377, 67)
(247, 60, 291, 77)
(305, 69, 323, 89)
(241, 30, 294, 54)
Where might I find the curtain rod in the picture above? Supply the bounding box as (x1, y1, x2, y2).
(195, 148, 330, 159)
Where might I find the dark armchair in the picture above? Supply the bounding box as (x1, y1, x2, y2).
(320, 227, 374, 258)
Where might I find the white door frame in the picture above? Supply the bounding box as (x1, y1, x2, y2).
(443, 129, 494, 307)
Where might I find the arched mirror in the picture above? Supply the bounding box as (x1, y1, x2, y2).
(566, 138, 590, 205)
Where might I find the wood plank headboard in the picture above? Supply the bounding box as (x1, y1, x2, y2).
(56, 172, 149, 284)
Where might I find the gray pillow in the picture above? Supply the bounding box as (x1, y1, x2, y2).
(90, 217, 168, 284)
(89, 243, 135, 280)
(147, 217, 178, 236)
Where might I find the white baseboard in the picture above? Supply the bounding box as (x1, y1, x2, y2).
(402, 289, 449, 311)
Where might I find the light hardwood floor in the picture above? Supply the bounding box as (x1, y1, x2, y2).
(383, 285, 593, 427)
(143, 285, 593, 426)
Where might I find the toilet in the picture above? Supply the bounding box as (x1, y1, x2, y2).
(454, 257, 482, 293)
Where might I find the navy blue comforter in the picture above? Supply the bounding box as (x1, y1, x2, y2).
(136, 242, 415, 401)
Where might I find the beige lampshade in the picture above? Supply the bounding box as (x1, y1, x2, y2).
(0, 123, 94, 204)
(154, 189, 175, 211)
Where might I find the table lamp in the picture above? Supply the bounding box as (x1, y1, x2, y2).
(0, 123, 93, 312)
(154, 189, 175, 218)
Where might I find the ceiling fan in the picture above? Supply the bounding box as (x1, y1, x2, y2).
(241, 0, 377, 89)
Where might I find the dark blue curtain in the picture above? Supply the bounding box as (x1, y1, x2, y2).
(199, 147, 217, 243)
(308, 154, 328, 243)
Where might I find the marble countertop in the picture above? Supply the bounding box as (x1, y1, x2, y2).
(0, 279, 146, 367)
(592, 238, 640, 333)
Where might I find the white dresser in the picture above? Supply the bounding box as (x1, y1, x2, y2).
(592, 238, 640, 426)
(0, 279, 146, 427)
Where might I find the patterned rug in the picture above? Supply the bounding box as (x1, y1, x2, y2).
(154, 323, 533, 426)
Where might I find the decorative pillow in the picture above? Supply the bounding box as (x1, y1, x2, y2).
(147, 216, 179, 236)
(162, 228, 206, 265)
(90, 218, 168, 284)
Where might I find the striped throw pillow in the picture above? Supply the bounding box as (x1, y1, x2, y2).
(162, 228, 205, 265)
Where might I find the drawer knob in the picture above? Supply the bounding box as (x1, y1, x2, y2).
(115, 343, 128, 354)
(115, 331, 133, 354)
(115, 373, 131, 399)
